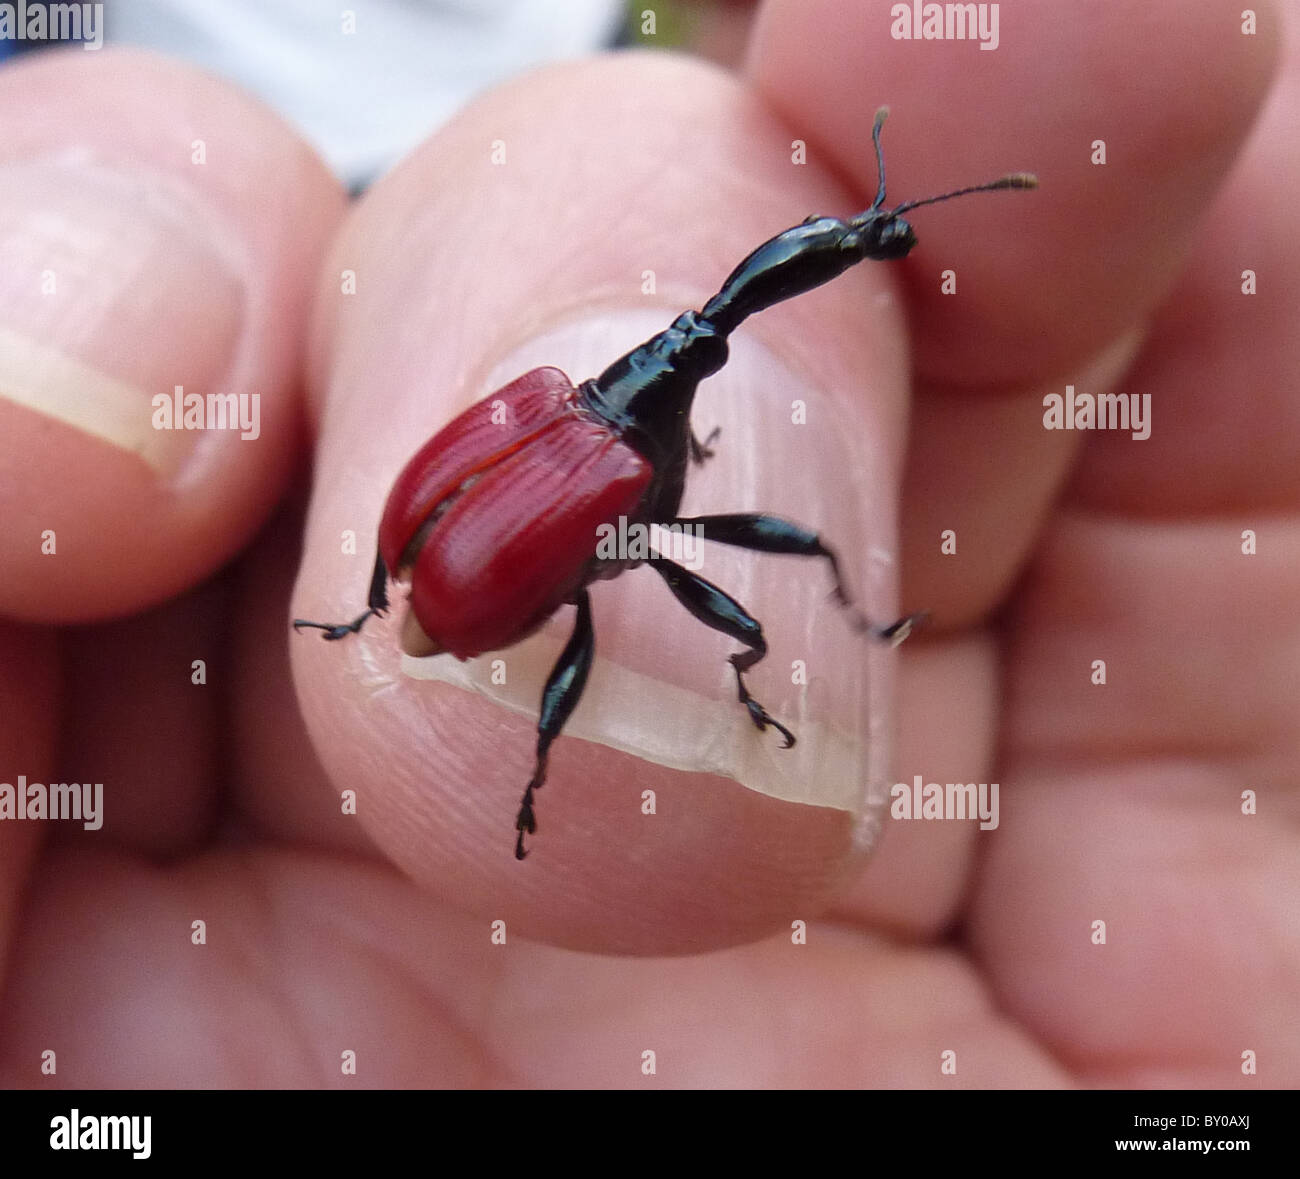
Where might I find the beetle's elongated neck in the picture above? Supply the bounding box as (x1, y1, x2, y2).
(699, 216, 875, 337)
(587, 217, 870, 458)
(587, 105, 1036, 465)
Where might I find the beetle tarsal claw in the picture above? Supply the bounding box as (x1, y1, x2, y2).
(748, 705, 796, 749)
(733, 673, 798, 749)
(880, 610, 930, 645)
(514, 753, 549, 859)
(845, 609, 929, 646)
(689, 425, 721, 465)
(515, 799, 537, 860)
(292, 612, 374, 641)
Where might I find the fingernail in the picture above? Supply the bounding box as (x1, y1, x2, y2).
(0, 160, 246, 479)
(397, 311, 902, 820)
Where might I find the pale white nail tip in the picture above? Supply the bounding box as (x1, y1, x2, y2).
(0, 326, 190, 476)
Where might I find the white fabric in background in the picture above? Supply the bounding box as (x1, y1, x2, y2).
(107, 0, 624, 188)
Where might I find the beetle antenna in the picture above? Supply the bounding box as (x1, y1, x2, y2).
(891, 172, 1038, 216)
(861, 106, 1036, 221)
(868, 105, 890, 211)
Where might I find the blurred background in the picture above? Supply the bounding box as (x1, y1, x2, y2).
(0, 0, 759, 190)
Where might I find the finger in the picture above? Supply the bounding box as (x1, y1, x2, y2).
(971, 32, 1300, 1079)
(748, 0, 1280, 628)
(0, 48, 345, 623)
(749, 0, 1280, 381)
(1069, 6, 1300, 515)
(0, 621, 57, 985)
(976, 516, 1300, 1083)
(0, 843, 1071, 1086)
(53, 580, 229, 856)
(829, 631, 1000, 935)
(293, 53, 919, 952)
(230, 495, 383, 858)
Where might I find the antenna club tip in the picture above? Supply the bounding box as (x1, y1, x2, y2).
(873, 105, 890, 125)
(1003, 172, 1039, 189)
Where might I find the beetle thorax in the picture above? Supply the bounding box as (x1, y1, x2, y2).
(584, 311, 727, 471)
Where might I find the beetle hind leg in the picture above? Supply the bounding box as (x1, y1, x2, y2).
(293, 550, 390, 640)
(516, 588, 595, 859)
(672, 513, 927, 643)
(651, 557, 795, 749)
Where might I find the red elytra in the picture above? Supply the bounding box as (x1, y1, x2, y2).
(377, 367, 652, 660)
(295, 108, 1035, 858)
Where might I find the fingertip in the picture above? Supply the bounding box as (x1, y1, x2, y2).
(0, 48, 346, 622)
(748, 0, 1282, 382)
(293, 53, 912, 950)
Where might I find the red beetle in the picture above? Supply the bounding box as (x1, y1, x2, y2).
(295, 109, 1035, 858)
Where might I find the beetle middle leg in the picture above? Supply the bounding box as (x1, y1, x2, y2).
(650, 557, 796, 749)
(672, 513, 926, 643)
(516, 587, 595, 860)
(293, 550, 390, 640)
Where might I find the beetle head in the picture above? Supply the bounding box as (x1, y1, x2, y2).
(861, 212, 917, 260)
(854, 106, 1036, 259)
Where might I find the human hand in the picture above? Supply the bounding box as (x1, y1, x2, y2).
(1, 0, 1291, 1087)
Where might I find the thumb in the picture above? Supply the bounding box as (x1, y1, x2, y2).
(292, 53, 913, 953)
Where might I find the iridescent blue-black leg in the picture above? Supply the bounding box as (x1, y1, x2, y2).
(650, 557, 796, 748)
(293, 550, 390, 640)
(516, 588, 595, 860)
(672, 513, 926, 643)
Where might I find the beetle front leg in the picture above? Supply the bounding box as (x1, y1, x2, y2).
(650, 557, 795, 749)
(672, 513, 926, 644)
(516, 588, 595, 860)
(293, 549, 390, 640)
